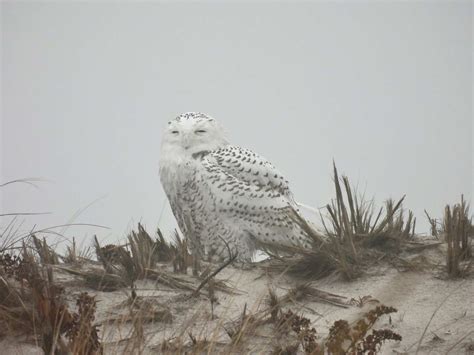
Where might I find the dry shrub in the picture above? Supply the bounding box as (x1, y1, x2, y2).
(325, 304, 401, 354)
(0, 254, 35, 335)
(18, 247, 72, 348)
(0, 245, 72, 353)
(66, 292, 103, 355)
(277, 310, 319, 354)
(0, 244, 103, 354)
(266, 289, 320, 353)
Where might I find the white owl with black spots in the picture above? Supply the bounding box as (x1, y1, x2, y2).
(159, 112, 314, 263)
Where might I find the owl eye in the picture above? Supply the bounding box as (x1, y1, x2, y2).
(171, 130, 179, 135)
(195, 129, 207, 134)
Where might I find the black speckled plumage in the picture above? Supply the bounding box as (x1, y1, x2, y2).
(159, 112, 312, 262)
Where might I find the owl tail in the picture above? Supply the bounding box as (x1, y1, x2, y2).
(294, 201, 328, 237)
(295, 201, 325, 215)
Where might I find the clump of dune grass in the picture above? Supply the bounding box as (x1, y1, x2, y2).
(322, 163, 415, 252)
(61, 237, 93, 265)
(263, 163, 417, 280)
(96, 224, 187, 283)
(442, 195, 473, 277)
(93, 224, 160, 282)
(93, 225, 226, 293)
(125, 223, 179, 276)
(127, 223, 161, 278)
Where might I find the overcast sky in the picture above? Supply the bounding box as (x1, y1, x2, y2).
(1, 1, 472, 247)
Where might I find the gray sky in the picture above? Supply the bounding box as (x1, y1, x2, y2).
(1, 1, 472, 247)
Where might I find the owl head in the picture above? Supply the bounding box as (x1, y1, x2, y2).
(161, 112, 229, 156)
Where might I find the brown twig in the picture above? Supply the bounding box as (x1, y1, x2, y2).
(192, 237, 237, 297)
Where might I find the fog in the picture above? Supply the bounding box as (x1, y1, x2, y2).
(1, 2, 472, 247)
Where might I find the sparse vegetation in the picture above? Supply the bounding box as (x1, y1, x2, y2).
(32, 234, 60, 265)
(262, 163, 418, 280)
(0, 242, 102, 354)
(66, 292, 103, 355)
(425, 210, 440, 238)
(276, 309, 319, 353)
(0, 171, 472, 354)
(61, 237, 93, 265)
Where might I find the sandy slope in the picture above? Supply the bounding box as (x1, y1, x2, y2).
(1, 244, 473, 354)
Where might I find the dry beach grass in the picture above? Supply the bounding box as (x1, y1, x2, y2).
(0, 169, 473, 354)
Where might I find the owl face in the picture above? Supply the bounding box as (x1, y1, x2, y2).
(162, 112, 228, 156)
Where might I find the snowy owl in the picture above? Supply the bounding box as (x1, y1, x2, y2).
(159, 112, 315, 264)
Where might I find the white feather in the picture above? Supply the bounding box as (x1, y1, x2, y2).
(159, 112, 316, 261)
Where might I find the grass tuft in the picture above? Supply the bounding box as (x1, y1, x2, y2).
(61, 237, 93, 265)
(264, 163, 418, 280)
(31, 235, 60, 265)
(442, 195, 473, 277)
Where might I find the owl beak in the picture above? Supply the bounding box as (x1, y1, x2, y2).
(182, 136, 191, 150)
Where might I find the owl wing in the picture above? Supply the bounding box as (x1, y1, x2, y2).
(206, 146, 294, 201)
(194, 146, 311, 256)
